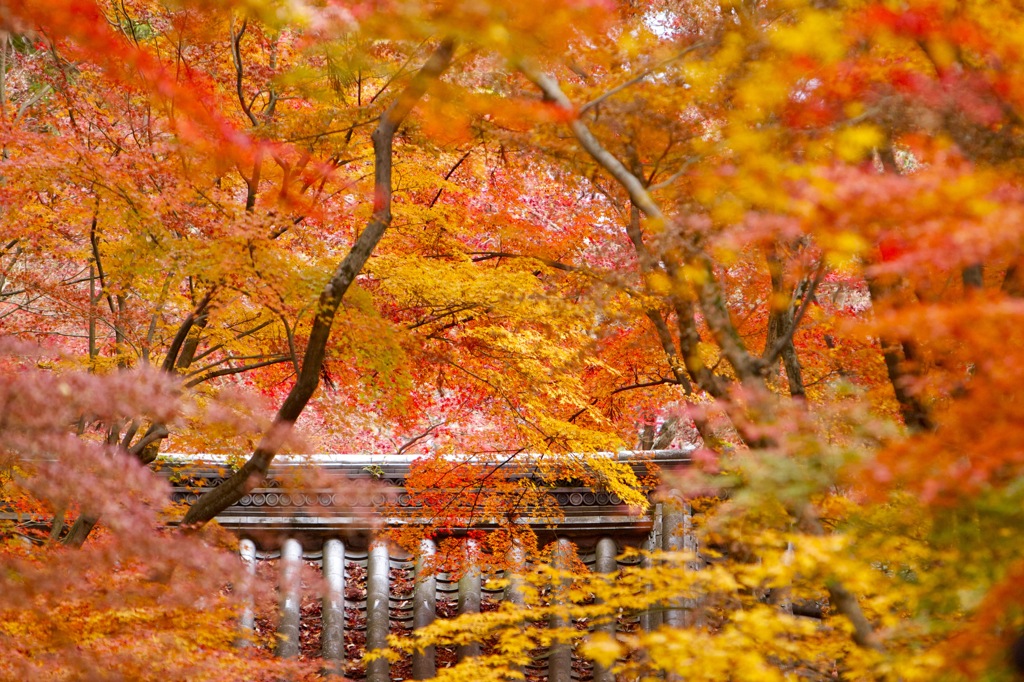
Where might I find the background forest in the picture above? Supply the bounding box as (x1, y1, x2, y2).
(3, 0, 1024, 679)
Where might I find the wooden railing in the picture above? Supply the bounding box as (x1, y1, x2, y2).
(159, 451, 699, 681)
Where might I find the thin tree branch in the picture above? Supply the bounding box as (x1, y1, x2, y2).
(161, 289, 215, 373)
(184, 356, 292, 388)
(762, 260, 826, 367)
(469, 251, 579, 273)
(522, 62, 764, 383)
(181, 39, 456, 528)
(230, 18, 258, 126)
(191, 318, 274, 362)
(127, 424, 169, 457)
(609, 378, 676, 395)
(578, 43, 705, 115)
(396, 420, 447, 455)
(429, 148, 473, 208)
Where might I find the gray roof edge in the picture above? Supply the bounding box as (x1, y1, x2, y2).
(156, 448, 694, 466)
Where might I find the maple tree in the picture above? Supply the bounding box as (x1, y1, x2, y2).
(4, 0, 1024, 679)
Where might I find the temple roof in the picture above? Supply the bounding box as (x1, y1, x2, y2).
(158, 449, 692, 549)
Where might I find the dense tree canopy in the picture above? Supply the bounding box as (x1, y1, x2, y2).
(3, 0, 1024, 679)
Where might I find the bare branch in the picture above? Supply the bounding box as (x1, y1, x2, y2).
(609, 378, 676, 395)
(521, 63, 764, 384)
(191, 318, 274, 363)
(181, 39, 457, 528)
(469, 251, 580, 273)
(127, 424, 169, 457)
(429, 148, 473, 208)
(578, 43, 705, 115)
(184, 356, 292, 388)
(230, 18, 259, 127)
(161, 289, 215, 373)
(396, 420, 447, 455)
(762, 259, 826, 367)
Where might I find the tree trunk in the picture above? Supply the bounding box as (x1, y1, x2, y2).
(866, 276, 934, 431)
(523, 64, 885, 653)
(63, 515, 98, 548)
(180, 40, 455, 529)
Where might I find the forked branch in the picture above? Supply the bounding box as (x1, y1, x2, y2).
(519, 60, 885, 655)
(180, 39, 456, 528)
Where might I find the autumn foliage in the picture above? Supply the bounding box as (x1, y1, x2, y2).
(4, 0, 1024, 679)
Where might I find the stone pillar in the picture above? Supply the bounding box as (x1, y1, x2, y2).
(594, 537, 617, 575)
(662, 497, 685, 629)
(775, 541, 795, 615)
(504, 542, 527, 677)
(548, 539, 573, 682)
(593, 537, 618, 682)
(412, 539, 437, 680)
(322, 538, 345, 667)
(504, 542, 527, 607)
(457, 540, 481, 661)
(640, 503, 663, 631)
(238, 538, 257, 645)
(663, 495, 700, 628)
(366, 540, 390, 682)
(276, 537, 302, 658)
